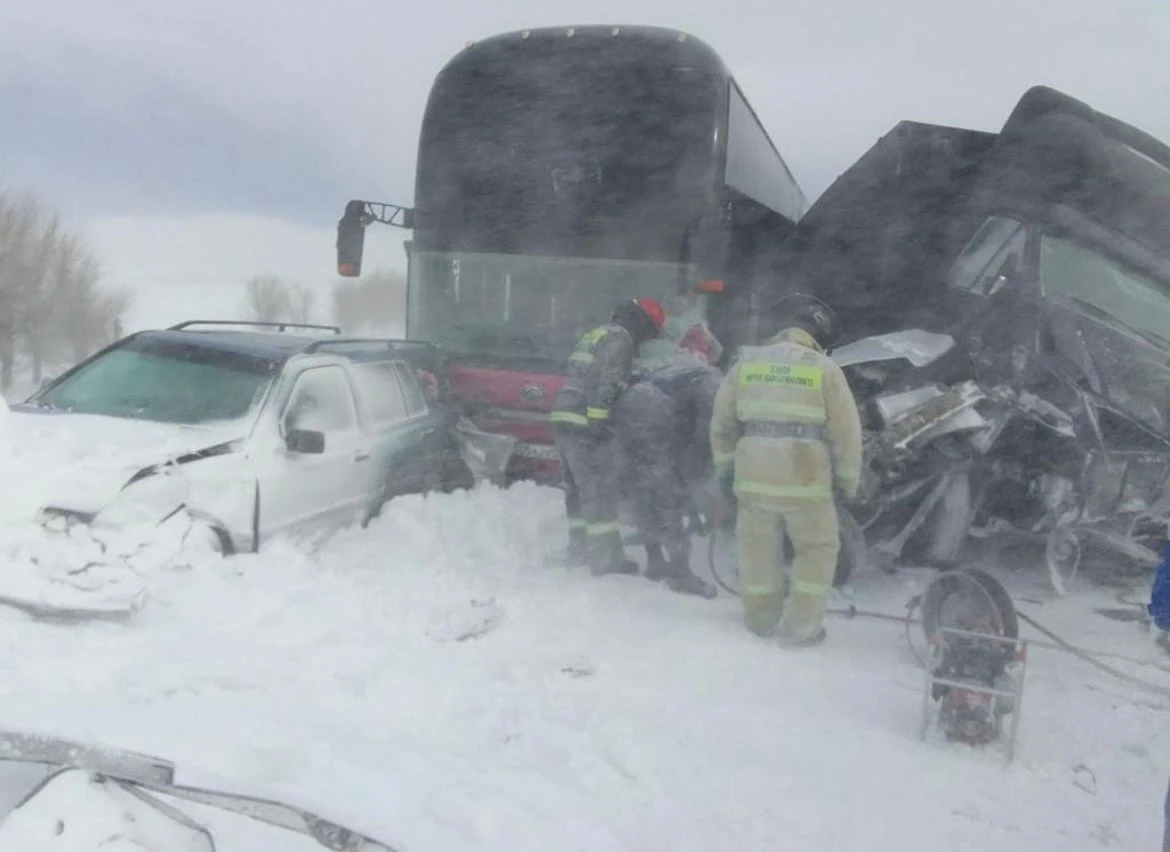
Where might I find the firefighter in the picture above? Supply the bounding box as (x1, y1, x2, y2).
(614, 359, 721, 599)
(709, 294, 863, 646)
(551, 297, 667, 576)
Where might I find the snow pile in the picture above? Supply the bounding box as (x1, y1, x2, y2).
(0, 479, 1164, 850)
(0, 412, 230, 614)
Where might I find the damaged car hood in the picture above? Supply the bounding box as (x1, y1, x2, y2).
(830, 329, 956, 368)
(2, 409, 246, 518)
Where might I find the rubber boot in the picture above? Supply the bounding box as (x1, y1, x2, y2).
(660, 549, 717, 599)
(644, 544, 670, 581)
(592, 556, 640, 577)
(776, 624, 828, 648)
(566, 524, 588, 567)
(589, 533, 639, 577)
(742, 591, 784, 637)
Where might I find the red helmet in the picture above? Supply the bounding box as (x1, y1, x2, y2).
(632, 297, 666, 334)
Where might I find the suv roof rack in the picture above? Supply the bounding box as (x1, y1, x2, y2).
(168, 320, 343, 334)
(302, 337, 434, 354)
(303, 338, 444, 374)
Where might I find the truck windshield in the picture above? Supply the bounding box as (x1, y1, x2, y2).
(408, 250, 699, 367)
(1041, 235, 1170, 432)
(35, 337, 279, 425)
(1040, 236, 1170, 350)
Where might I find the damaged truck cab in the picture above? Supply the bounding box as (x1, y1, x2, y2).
(791, 86, 1170, 588)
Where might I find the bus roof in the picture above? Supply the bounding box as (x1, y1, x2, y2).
(437, 25, 731, 80)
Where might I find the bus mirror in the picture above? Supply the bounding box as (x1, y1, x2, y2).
(336, 202, 367, 277)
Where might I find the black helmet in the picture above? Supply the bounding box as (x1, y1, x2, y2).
(770, 293, 839, 348)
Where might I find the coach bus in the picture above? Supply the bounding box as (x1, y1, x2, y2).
(337, 25, 807, 480)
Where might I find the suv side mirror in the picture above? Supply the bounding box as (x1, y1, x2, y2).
(337, 201, 367, 278)
(286, 428, 325, 454)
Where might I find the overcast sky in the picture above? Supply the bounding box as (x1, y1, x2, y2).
(4, 0, 1168, 328)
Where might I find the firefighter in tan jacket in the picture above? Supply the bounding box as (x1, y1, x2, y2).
(709, 294, 863, 647)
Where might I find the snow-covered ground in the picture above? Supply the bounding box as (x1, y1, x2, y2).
(0, 405, 1168, 849)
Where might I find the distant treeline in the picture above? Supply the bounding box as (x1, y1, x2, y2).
(241, 269, 405, 333)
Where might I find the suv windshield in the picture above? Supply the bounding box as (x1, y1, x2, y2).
(408, 249, 699, 366)
(35, 336, 279, 425)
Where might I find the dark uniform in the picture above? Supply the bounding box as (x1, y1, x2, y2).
(614, 360, 721, 597)
(551, 298, 666, 576)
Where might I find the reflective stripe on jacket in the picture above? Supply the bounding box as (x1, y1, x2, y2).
(709, 327, 863, 504)
(551, 323, 636, 429)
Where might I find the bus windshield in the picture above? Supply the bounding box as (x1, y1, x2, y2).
(416, 43, 723, 260)
(408, 249, 701, 367)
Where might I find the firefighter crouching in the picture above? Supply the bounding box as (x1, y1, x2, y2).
(551, 297, 667, 576)
(709, 294, 863, 647)
(613, 359, 721, 599)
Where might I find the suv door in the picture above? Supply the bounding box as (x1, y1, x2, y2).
(261, 364, 372, 537)
(350, 361, 432, 511)
(394, 361, 461, 488)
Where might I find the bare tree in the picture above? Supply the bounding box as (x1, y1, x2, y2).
(331, 268, 406, 333)
(0, 192, 45, 388)
(242, 275, 321, 325)
(243, 274, 294, 323)
(0, 189, 132, 390)
(289, 286, 317, 324)
(48, 236, 121, 364)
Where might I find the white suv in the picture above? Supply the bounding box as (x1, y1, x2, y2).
(10, 321, 478, 553)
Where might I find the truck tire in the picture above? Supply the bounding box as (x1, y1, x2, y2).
(187, 519, 233, 556)
(905, 471, 972, 569)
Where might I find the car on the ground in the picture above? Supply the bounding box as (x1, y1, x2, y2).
(8, 320, 478, 554)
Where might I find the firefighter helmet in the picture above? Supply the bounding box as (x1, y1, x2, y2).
(614, 297, 667, 342)
(772, 293, 840, 348)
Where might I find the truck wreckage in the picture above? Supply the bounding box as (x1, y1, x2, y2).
(830, 328, 1170, 594)
(759, 83, 1170, 592)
